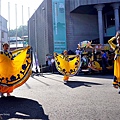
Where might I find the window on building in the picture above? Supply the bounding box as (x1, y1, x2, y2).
(104, 11, 115, 35)
(107, 14, 115, 27)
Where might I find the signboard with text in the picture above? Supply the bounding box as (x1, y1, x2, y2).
(52, 0, 66, 53)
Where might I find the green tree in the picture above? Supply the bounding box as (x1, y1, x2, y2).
(9, 25, 28, 37)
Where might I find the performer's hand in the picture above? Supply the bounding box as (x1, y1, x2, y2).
(54, 52, 57, 56)
(116, 31, 120, 38)
(77, 55, 79, 58)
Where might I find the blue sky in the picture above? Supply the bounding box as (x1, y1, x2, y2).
(1, 0, 43, 29)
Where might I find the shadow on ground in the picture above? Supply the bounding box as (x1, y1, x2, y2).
(0, 96, 49, 120)
(32, 76, 50, 86)
(41, 72, 113, 80)
(76, 73, 113, 79)
(64, 81, 103, 88)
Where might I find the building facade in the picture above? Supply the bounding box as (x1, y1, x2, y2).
(0, 15, 8, 50)
(28, 0, 120, 65)
(8, 37, 27, 50)
(28, 0, 53, 65)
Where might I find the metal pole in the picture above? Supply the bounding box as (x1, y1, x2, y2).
(35, 11, 37, 54)
(8, 2, 10, 48)
(40, 64, 43, 76)
(34, 11, 39, 73)
(28, 7, 30, 46)
(0, 0, 2, 50)
(0, 0, 1, 15)
(42, 7, 46, 64)
(15, 4, 17, 49)
(22, 5, 24, 48)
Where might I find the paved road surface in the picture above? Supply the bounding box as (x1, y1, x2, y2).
(0, 73, 120, 120)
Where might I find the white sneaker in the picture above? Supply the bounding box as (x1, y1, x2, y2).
(64, 80, 67, 83)
(7, 93, 11, 97)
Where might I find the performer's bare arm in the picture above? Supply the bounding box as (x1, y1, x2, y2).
(68, 55, 79, 58)
(108, 37, 116, 50)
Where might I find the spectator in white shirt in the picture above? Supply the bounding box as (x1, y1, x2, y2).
(75, 48, 81, 55)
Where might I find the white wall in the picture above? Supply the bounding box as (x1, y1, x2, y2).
(0, 16, 8, 50)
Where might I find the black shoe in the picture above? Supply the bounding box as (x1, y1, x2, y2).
(0, 93, 5, 98)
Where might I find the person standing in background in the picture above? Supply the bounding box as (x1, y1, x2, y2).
(75, 48, 81, 55)
(62, 50, 70, 83)
(51, 56, 55, 73)
(101, 50, 108, 74)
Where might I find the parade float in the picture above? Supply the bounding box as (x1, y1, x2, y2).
(78, 41, 114, 74)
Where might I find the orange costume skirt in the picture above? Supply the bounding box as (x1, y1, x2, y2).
(54, 53, 80, 81)
(113, 57, 120, 87)
(0, 46, 32, 93)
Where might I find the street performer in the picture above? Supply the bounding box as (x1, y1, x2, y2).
(108, 30, 120, 93)
(0, 43, 32, 97)
(54, 50, 80, 83)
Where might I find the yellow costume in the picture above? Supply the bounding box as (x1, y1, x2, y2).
(108, 37, 120, 88)
(54, 53, 80, 81)
(0, 46, 32, 93)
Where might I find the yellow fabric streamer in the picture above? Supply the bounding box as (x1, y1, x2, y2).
(0, 46, 32, 93)
(54, 53, 80, 76)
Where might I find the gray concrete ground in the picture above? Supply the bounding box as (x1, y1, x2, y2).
(0, 73, 120, 120)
